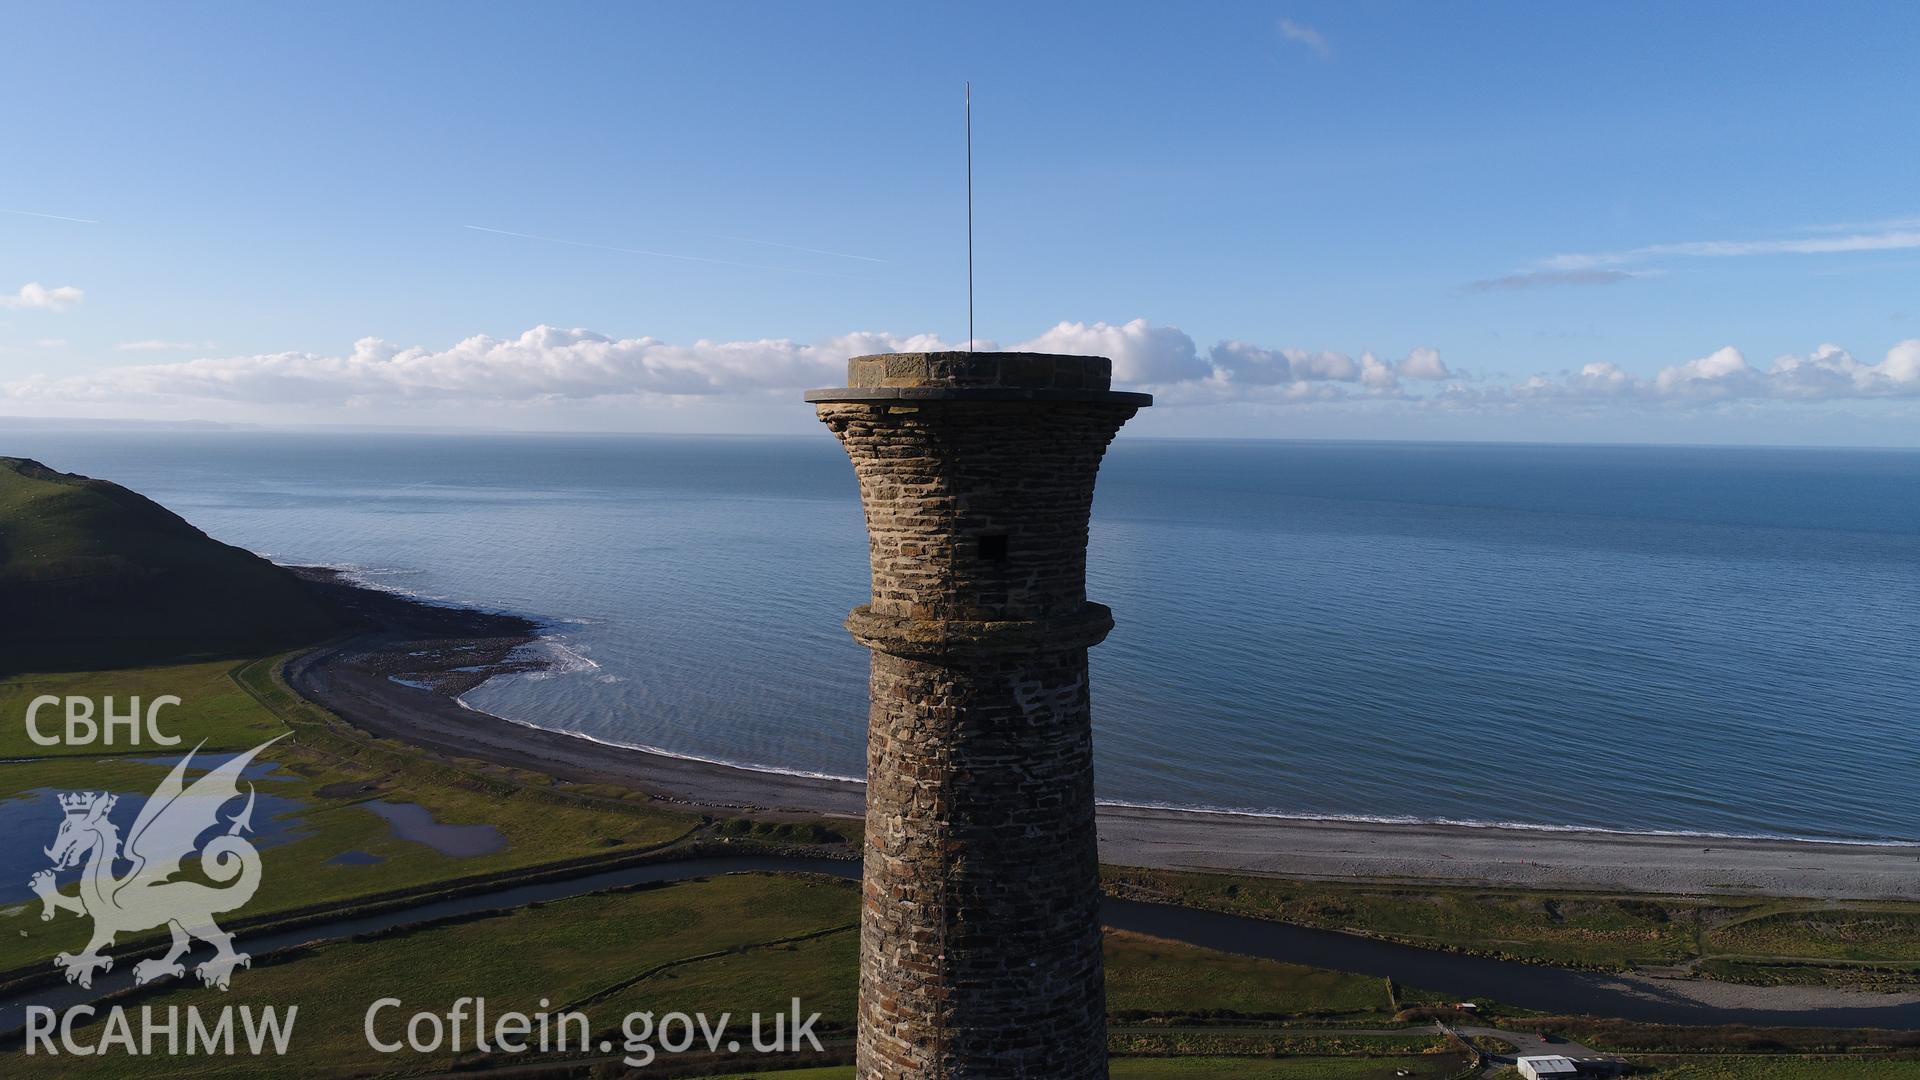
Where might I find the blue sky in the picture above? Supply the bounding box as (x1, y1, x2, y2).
(4, 1, 1919, 443)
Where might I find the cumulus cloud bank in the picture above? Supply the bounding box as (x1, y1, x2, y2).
(1019, 319, 1214, 383)
(5, 327, 933, 405)
(1504, 341, 1920, 403)
(1206, 340, 1448, 395)
(0, 320, 1451, 408)
(1, 282, 84, 312)
(5, 319, 1915, 415)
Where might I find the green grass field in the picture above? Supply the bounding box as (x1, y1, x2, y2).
(1106, 929, 1392, 1020)
(7, 873, 856, 1078)
(1104, 864, 1920, 984)
(0, 657, 694, 976)
(1523, 1016, 1920, 1057)
(1698, 958, 1920, 993)
(0, 659, 289, 758)
(1106, 864, 1702, 968)
(1707, 908, 1920, 963)
(4, 872, 1475, 1077)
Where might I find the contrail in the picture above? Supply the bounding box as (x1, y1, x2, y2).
(462, 225, 861, 277)
(0, 208, 98, 224)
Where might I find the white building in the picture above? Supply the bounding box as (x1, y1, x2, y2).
(1517, 1056, 1580, 1080)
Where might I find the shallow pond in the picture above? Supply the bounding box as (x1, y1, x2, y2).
(362, 800, 506, 857)
(0, 753, 306, 903)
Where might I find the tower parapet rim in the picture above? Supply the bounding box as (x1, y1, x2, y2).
(805, 350, 1152, 406)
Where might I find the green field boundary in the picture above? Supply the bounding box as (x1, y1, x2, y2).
(559, 922, 859, 1013)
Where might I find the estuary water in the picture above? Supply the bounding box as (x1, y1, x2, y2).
(10, 430, 1918, 843)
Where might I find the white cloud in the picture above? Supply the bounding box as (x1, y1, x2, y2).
(1210, 343, 1359, 385)
(0, 282, 84, 312)
(1545, 229, 1920, 271)
(33, 338, 68, 348)
(0, 320, 1440, 410)
(1358, 352, 1399, 390)
(1654, 345, 1756, 398)
(1572, 361, 1635, 396)
(1017, 319, 1213, 383)
(1510, 341, 1920, 404)
(1399, 346, 1452, 380)
(1762, 341, 1920, 398)
(2, 326, 951, 406)
(1210, 341, 1299, 385)
(1466, 269, 1641, 291)
(1278, 18, 1331, 58)
(1208, 341, 1448, 392)
(1879, 340, 1920, 383)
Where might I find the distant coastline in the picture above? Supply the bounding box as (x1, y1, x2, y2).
(286, 564, 1920, 902)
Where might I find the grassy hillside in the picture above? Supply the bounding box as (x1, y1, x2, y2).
(0, 456, 349, 672)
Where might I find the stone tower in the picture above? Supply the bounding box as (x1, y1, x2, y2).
(808, 352, 1149, 1078)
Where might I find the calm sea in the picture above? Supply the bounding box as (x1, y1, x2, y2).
(11, 430, 1919, 843)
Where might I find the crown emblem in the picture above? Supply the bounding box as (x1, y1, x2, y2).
(57, 792, 100, 813)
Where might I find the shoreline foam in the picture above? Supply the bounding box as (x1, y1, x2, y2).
(462, 645, 1920, 850)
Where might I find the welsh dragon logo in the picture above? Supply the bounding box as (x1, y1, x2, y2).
(28, 737, 282, 991)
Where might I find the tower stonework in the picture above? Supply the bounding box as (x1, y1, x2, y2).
(807, 352, 1149, 1078)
